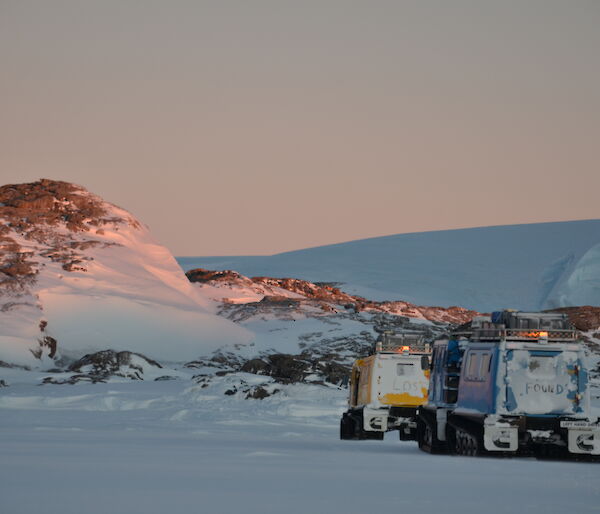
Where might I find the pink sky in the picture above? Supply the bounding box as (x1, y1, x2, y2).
(1, 1, 598, 255)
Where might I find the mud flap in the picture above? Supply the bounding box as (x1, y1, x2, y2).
(363, 408, 388, 432)
(568, 429, 600, 455)
(484, 425, 518, 452)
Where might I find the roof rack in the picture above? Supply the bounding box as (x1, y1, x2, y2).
(451, 310, 579, 343)
(375, 331, 431, 354)
(452, 328, 578, 343)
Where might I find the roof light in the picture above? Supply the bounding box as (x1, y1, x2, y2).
(519, 331, 550, 339)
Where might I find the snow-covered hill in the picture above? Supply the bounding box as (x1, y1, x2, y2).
(0, 179, 251, 367)
(178, 220, 600, 312)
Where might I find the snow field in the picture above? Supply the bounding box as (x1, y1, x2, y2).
(1, 375, 599, 514)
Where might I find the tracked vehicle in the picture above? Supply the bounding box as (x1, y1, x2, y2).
(340, 332, 431, 441)
(418, 311, 600, 458)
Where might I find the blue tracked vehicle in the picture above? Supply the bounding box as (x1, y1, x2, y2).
(418, 311, 599, 458)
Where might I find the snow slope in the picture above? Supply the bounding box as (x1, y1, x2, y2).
(178, 220, 600, 312)
(0, 180, 251, 367)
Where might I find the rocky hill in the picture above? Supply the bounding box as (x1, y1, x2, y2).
(0, 179, 250, 368)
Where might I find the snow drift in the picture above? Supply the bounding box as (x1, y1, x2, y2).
(178, 220, 600, 312)
(0, 179, 251, 367)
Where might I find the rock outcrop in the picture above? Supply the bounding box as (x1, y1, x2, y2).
(547, 306, 600, 332)
(186, 267, 481, 324)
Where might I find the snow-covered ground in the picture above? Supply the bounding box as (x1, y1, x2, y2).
(178, 219, 600, 312)
(1, 374, 599, 514)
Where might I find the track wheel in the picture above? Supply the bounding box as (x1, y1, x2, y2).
(418, 419, 442, 453)
(340, 414, 352, 440)
(455, 432, 464, 455)
(456, 429, 479, 456)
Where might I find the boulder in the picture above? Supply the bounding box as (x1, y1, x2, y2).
(67, 350, 162, 381)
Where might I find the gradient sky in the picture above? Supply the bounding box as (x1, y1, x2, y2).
(1, 1, 598, 256)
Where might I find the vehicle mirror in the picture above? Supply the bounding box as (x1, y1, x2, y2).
(421, 355, 430, 370)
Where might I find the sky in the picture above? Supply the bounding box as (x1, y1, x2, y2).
(1, 0, 599, 256)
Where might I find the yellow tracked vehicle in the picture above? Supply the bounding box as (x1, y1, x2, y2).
(340, 332, 431, 441)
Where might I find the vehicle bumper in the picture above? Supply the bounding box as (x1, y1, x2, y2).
(362, 406, 418, 432)
(483, 415, 600, 455)
(562, 420, 600, 455)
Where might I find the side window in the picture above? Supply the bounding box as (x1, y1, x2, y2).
(479, 353, 492, 378)
(465, 352, 492, 381)
(466, 353, 479, 380)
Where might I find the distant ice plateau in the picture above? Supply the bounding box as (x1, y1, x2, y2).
(178, 220, 600, 313)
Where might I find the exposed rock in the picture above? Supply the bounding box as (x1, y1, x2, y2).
(240, 358, 270, 375)
(39, 336, 58, 359)
(260, 295, 302, 306)
(0, 360, 30, 370)
(191, 374, 212, 388)
(42, 374, 107, 385)
(0, 179, 130, 319)
(184, 360, 223, 369)
(239, 354, 350, 386)
(210, 352, 244, 368)
(315, 361, 350, 386)
(0, 379, 8, 387)
(263, 354, 310, 384)
(0, 179, 112, 232)
(67, 350, 162, 381)
(547, 306, 600, 332)
(188, 267, 482, 325)
(239, 354, 336, 385)
(245, 385, 279, 400)
(220, 297, 328, 323)
(252, 276, 357, 305)
(225, 308, 457, 388)
(186, 269, 246, 284)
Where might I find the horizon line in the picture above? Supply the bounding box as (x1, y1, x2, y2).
(177, 217, 600, 258)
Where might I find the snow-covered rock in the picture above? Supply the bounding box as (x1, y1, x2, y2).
(186, 267, 480, 324)
(0, 179, 251, 367)
(40, 350, 166, 384)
